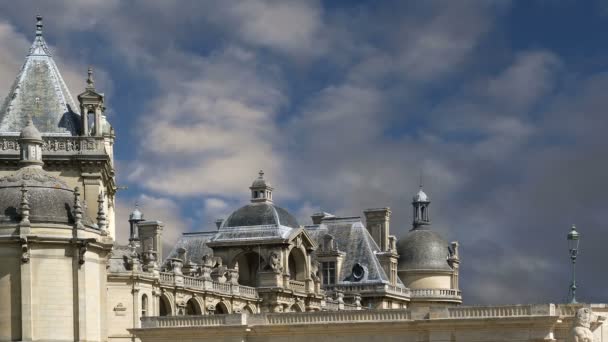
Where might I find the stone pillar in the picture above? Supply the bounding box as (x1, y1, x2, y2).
(20, 240, 33, 341)
(132, 288, 140, 329)
(81, 172, 101, 227)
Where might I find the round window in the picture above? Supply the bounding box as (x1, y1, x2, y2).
(352, 263, 365, 281)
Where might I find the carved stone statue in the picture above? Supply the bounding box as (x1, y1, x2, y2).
(570, 307, 604, 342)
(265, 251, 282, 272)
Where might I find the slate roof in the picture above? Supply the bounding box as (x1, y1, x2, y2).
(396, 227, 452, 272)
(306, 217, 405, 286)
(223, 202, 299, 229)
(108, 244, 132, 273)
(166, 231, 215, 263)
(0, 19, 81, 135)
(0, 165, 94, 226)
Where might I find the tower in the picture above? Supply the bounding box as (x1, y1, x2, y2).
(412, 186, 431, 229)
(396, 185, 462, 306)
(0, 16, 117, 238)
(250, 170, 273, 203)
(0, 120, 113, 341)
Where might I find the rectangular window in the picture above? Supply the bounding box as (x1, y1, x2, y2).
(322, 261, 336, 285)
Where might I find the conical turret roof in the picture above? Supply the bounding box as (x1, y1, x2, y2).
(0, 16, 80, 135)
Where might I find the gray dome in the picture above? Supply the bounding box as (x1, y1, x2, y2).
(251, 170, 272, 189)
(129, 207, 143, 221)
(0, 166, 93, 225)
(223, 202, 299, 228)
(397, 229, 452, 271)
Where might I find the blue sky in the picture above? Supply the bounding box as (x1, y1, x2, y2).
(0, 0, 607, 305)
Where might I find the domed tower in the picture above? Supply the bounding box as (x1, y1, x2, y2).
(0, 16, 117, 240)
(208, 170, 321, 312)
(0, 119, 113, 341)
(396, 186, 461, 307)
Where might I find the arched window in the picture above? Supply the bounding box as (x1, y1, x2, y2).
(233, 251, 262, 287)
(215, 302, 229, 314)
(287, 248, 307, 281)
(186, 298, 202, 315)
(159, 295, 171, 316)
(141, 294, 148, 317)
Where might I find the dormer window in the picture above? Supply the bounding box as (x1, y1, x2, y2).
(321, 261, 336, 285)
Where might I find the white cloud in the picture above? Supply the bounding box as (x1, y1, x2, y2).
(225, 0, 325, 57)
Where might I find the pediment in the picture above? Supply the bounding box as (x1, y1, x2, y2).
(287, 228, 317, 251)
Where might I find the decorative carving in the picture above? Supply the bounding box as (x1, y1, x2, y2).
(78, 242, 88, 265)
(265, 251, 283, 272)
(73, 187, 84, 229)
(19, 183, 30, 227)
(570, 307, 605, 342)
(20, 237, 29, 263)
(97, 192, 108, 235)
(113, 303, 127, 316)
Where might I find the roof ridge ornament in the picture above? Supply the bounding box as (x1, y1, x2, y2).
(36, 15, 43, 36)
(86, 66, 95, 90)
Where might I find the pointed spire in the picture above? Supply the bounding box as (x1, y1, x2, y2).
(97, 191, 108, 236)
(86, 66, 95, 90)
(20, 183, 31, 227)
(73, 186, 84, 229)
(29, 15, 51, 56)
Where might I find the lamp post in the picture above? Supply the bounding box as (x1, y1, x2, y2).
(567, 224, 580, 304)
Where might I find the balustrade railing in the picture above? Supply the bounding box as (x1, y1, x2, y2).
(158, 273, 258, 299)
(0, 135, 106, 155)
(324, 283, 410, 298)
(410, 288, 461, 299)
(288, 280, 306, 293)
(448, 305, 532, 318)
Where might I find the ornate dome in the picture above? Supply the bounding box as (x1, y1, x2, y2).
(0, 166, 93, 225)
(413, 188, 429, 202)
(129, 206, 144, 221)
(222, 202, 299, 229)
(397, 229, 452, 272)
(251, 170, 272, 189)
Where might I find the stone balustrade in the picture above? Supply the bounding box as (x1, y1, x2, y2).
(288, 279, 306, 293)
(410, 288, 462, 301)
(0, 135, 106, 155)
(139, 304, 572, 330)
(158, 272, 258, 299)
(324, 283, 411, 299)
(448, 304, 556, 318)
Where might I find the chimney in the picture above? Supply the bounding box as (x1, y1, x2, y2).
(363, 208, 391, 251)
(311, 211, 334, 225)
(137, 220, 164, 257)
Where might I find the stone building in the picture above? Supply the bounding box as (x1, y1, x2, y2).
(0, 17, 606, 342)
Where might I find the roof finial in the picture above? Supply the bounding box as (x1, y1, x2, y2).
(86, 66, 95, 89)
(259, 170, 264, 178)
(35, 15, 43, 36)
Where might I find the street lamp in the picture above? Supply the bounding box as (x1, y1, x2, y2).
(567, 224, 580, 304)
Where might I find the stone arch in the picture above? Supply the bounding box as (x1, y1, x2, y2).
(185, 297, 202, 315)
(290, 302, 305, 312)
(159, 293, 173, 316)
(141, 294, 149, 317)
(243, 304, 257, 314)
(215, 301, 231, 314)
(231, 250, 263, 287)
(287, 246, 308, 281)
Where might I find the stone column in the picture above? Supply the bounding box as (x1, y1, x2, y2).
(81, 172, 101, 225)
(20, 240, 33, 340)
